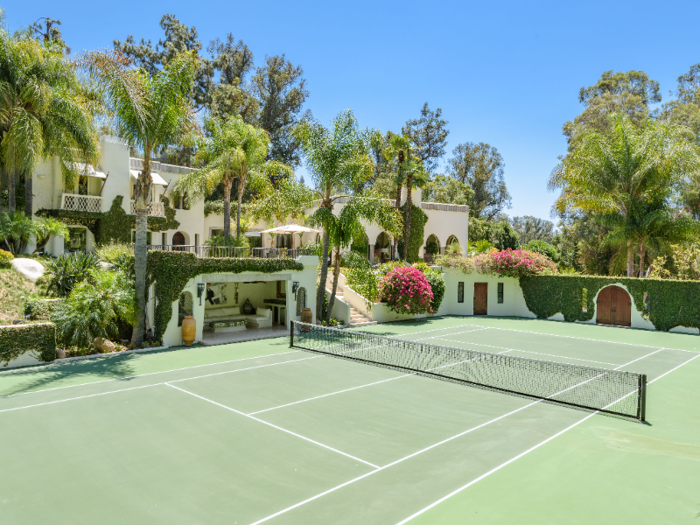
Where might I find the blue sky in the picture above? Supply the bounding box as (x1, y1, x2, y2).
(5, 1, 700, 221)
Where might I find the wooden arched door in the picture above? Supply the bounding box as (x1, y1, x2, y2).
(596, 286, 631, 327)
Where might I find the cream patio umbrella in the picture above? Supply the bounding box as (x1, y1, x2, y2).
(260, 224, 321, 249)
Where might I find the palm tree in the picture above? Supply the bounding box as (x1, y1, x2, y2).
(318, 196, 401, 321)
(551, 114, 700, 276)
(0, 32, 99, 215)
(291, 111, 377, 319)
(84, 50, 198, 345)
(173, 116, 291, 240)
(384, 134, 428, 260)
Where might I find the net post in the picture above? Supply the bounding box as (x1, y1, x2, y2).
(639, 373, 647, 422)
(290, 320, 294, 348)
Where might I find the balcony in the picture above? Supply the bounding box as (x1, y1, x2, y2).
(420, 202, 469, 213)
(129, 245, 316, 259)
(60, 193, 103, 213)
(130, 200, 164, 217)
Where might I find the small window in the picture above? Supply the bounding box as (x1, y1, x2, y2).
(581, 288, 588, 312)
(457, 282, 464, 303)
(497, 282, 504, 304)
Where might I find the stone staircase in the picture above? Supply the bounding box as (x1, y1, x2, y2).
(326, 275, 375, 327)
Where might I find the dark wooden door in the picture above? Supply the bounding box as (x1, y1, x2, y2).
(474, 283, 488, 315)
(596, 286, 631, 327)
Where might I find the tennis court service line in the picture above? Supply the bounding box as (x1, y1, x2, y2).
(0, 349, 304, 400)
(394, 350, 700, 525)
(0, 355, 321, 414)
(164, 383, 380, 469)
(249, 347, 663, 525)
(435, 338, 622, 367)
(446, 319, 698, 353)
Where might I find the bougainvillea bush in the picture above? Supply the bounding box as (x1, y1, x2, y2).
(378, 266, 434, 315)
(436, 249, 557, 278)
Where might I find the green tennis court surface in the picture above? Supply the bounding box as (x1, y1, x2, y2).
(1, 316, 698, 524)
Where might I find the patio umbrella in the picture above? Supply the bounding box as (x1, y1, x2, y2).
(260, 225, 321, 249)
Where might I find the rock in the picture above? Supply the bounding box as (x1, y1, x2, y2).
(93, 337, 116, 353)
(11, 258, 45, 282)
(56, 348, 66, 359)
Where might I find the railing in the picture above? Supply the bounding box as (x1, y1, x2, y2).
(130, 200, 164, 217)
(60, 193, 103, 213)
(129, 244, 317, 259)
(421, 202, 469, 213)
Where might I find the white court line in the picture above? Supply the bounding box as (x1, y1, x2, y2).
(0, 355, 320, 415)
(386, 325, 487, 338)
(394, 351, 700, 524)
(445, 318, 697, 352)
(0, 350, 303, 399)
(436, 338, 621, 367)
(165, 383, 380, 469)
(414, 328, 490, 341)
(248, 347, 663, 524)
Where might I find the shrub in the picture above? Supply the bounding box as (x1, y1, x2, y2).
(51, 270, 136, 349)
(423, 270, 446, 311)
(0, 211, 36, 254)
(0, 249, 13, 267)
(205, 233, 250, 247)
(487, 249, 558, 278)
(522, 239, 560, 263)
(45, 252, 101, 297)
(0, 323, 56, 366)
(96, 242, 134, 277)
(24, 299, 62, 320)
(425, 241, 440, 256)
(379, 266, 434, 315)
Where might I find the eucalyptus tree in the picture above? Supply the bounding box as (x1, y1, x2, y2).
(173, 115, 292, 239)
(0, 33, 99, 215)
(402, 102, 449, 174)
(550, 114, 700, 276)
(84, 50, 198, 345)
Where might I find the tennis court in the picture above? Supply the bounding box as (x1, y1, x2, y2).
(0, 316, 698, 524)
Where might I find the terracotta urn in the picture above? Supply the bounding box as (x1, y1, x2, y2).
(300, 308, 313, 331)
(182, 316, 196, 346)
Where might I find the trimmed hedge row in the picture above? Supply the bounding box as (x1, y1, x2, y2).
(519, 275, 700, 332)
(0, 323, 57, 367)
(148, 252, 305, 339)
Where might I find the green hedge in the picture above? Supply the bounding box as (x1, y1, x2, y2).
(0, 323, 57, 366)
(519, 275, 700, 332)
(148, 252, 304, 339)
(24, 299, 63, 321)
(398, 203, 427, 263)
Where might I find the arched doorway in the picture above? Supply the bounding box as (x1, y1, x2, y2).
(424, 234, 440, 263)
(445, 235, 461, 256)
(374, 232, 392, 263)
(172, 231, 186, 251)
(596, 286, 631, 327)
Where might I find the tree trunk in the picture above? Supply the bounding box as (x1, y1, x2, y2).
(326, 246, 342, 323)
(236, 177, 245, 238)
(8, 167, 16, 213)
(131, 150, 153, 346)
(24, 171, 33, 218)
(403, 175, 413, 261)
(626, 241, 634, 277)
(638, 245, 646, 278)
(223, 178, 233, 241)
(393, 158, 403, 260)
(316, 213, 331, 322)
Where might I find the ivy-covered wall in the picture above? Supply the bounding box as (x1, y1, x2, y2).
(37, 196, 180, 246)
(0, 323, 57, 367)
(519, 275, 700, 332)
(398, 203, 427, 263)
(147, 252, 304, 339)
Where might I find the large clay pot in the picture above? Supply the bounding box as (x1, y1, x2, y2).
(182, 316, 196, 346)
(300, 308, 313, 331)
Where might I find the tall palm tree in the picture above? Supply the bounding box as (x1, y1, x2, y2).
(384, 133, 427, 260)
(84, 50, 198, 345)
(0, 32, 98, 215)
(173, 116, 291, 240)
(292, 111, 376, 319)
(551, 114, 700, 276)
(318, 196, 401, 321)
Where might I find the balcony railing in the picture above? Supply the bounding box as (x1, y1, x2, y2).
(60, 193, 103, 213)
(129, 245, 317, 259)
(130, 200, 164, 217)
(420, 202, 469, 213)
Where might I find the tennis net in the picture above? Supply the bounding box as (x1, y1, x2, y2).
(290, 321, 647, 421)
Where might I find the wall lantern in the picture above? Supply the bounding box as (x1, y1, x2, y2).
(197, 283, 206, 306)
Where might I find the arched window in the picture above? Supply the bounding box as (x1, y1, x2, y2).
(296, 287, 307, 316)
(178, 292, 193, 327)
